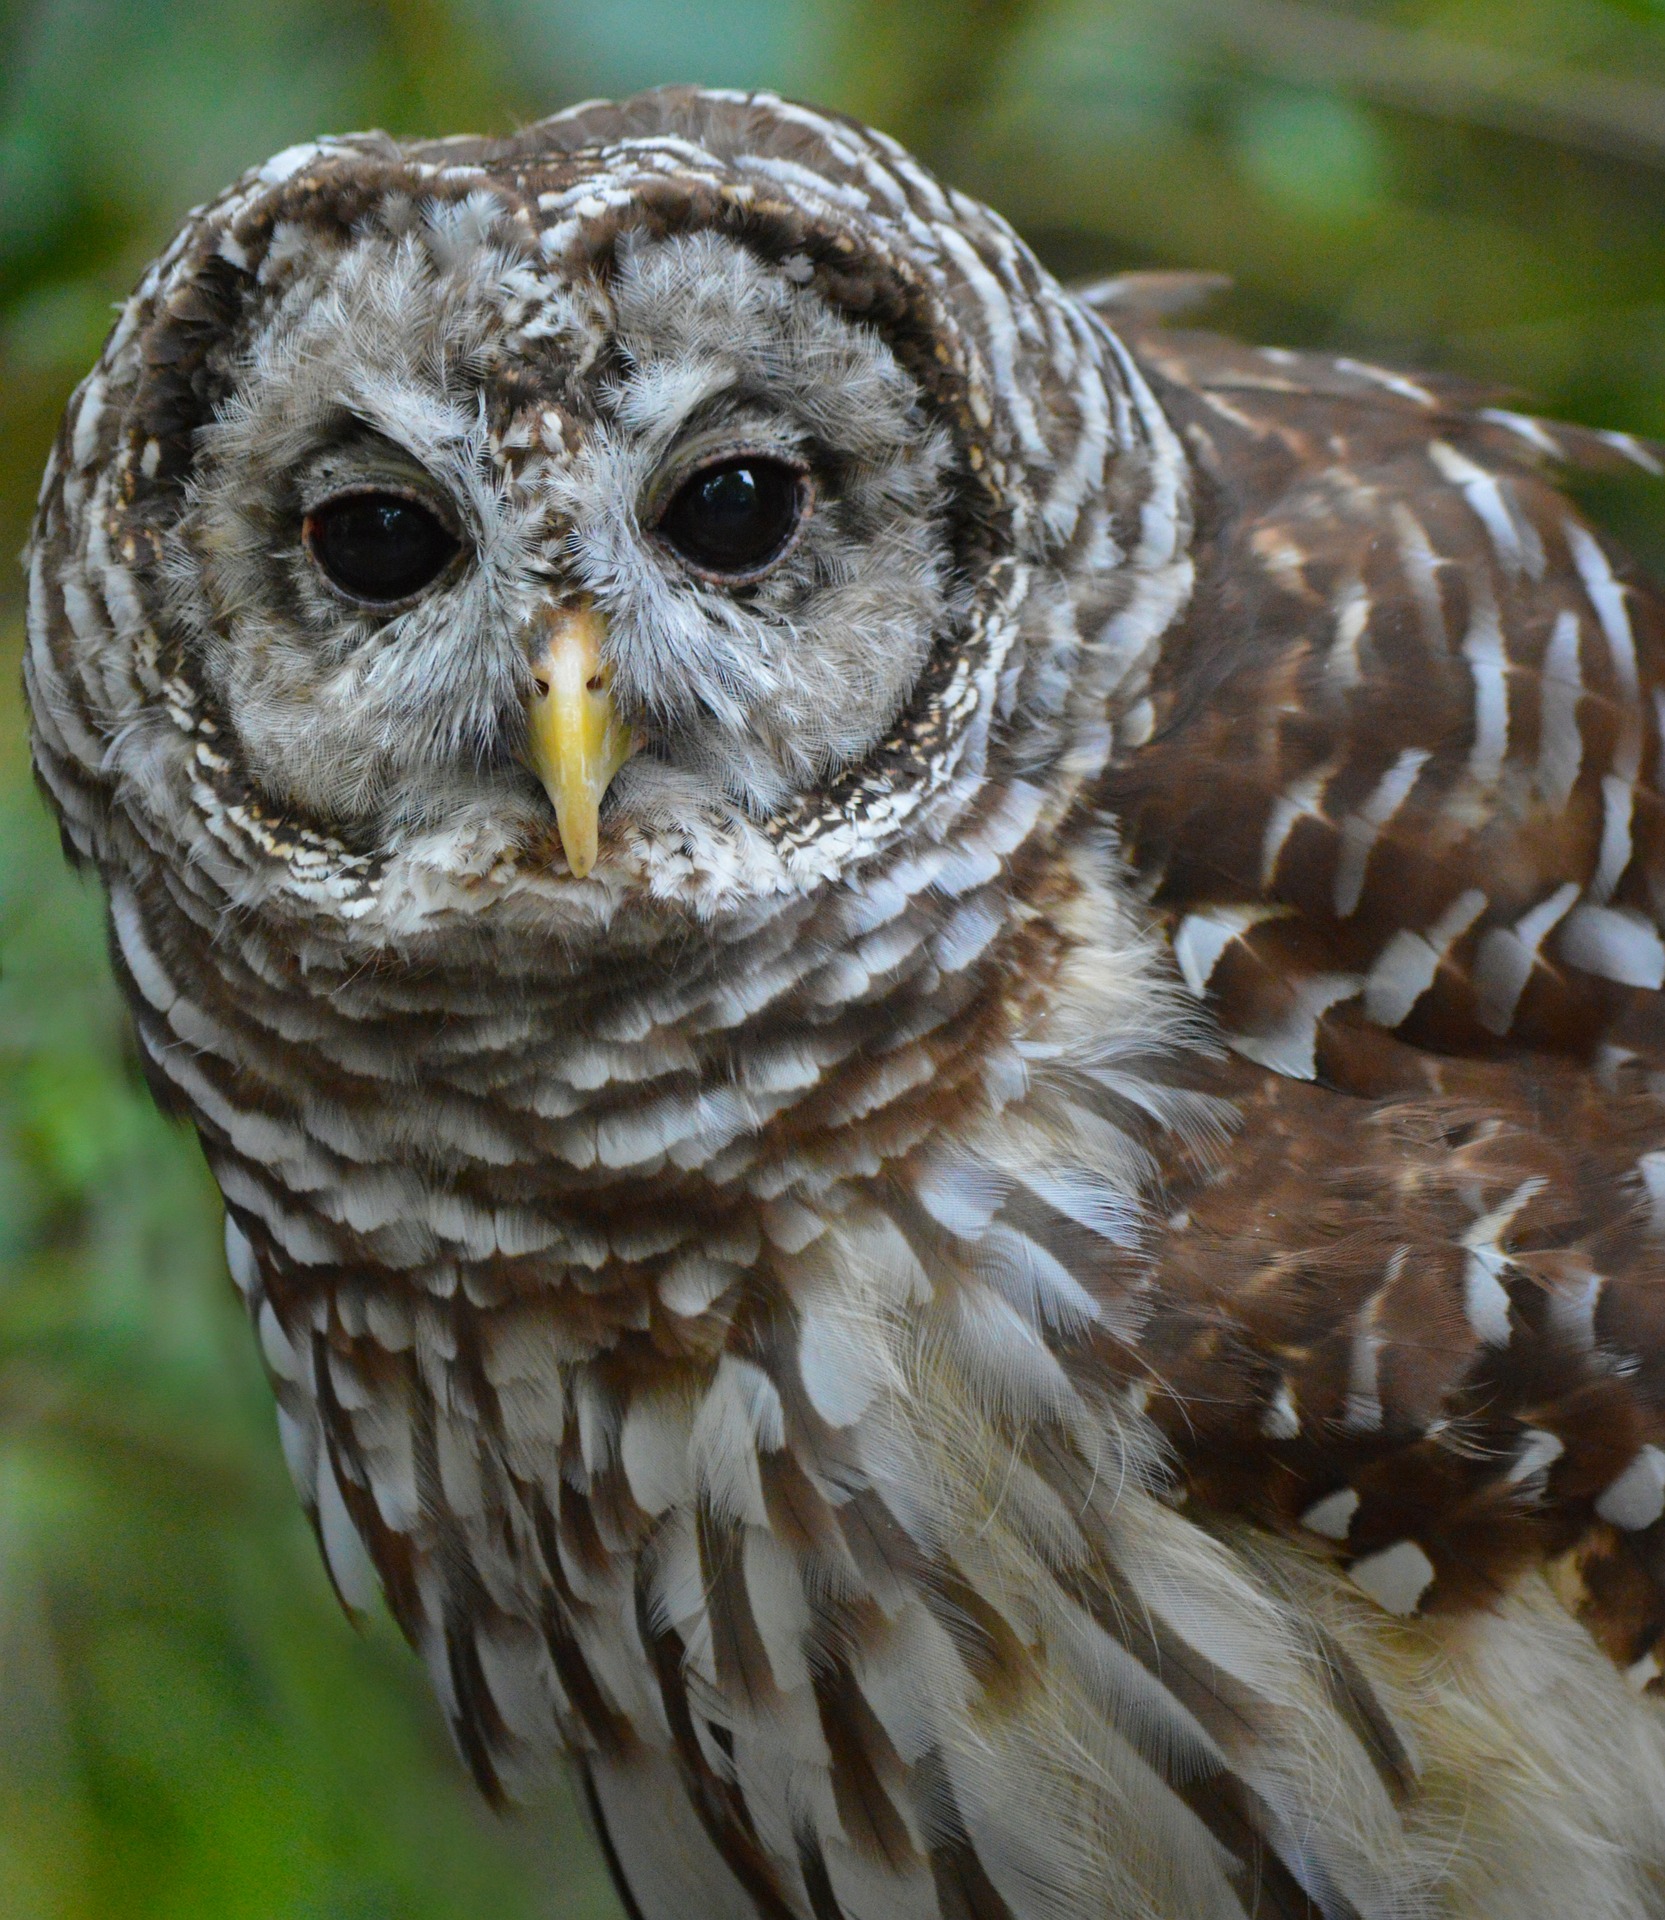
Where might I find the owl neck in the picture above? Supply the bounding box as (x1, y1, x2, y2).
(108, 770, 1190, 1365)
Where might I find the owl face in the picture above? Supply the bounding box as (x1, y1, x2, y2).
(167, 199, 956, 877)
(35, 97, 1184, 955)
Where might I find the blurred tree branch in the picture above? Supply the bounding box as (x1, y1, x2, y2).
(1185, 0, 1665, 172)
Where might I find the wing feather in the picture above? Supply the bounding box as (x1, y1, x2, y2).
(1107, 323, 1665, 1685)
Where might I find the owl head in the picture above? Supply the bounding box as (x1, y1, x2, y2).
(28, 89, 1190, 961)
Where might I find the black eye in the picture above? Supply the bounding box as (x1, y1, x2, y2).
(303, 491, 460, 603)
(655, 458, 807, 580)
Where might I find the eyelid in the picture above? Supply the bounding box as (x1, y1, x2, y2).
(298, 478, 462, 537)
(299, 417, 459, 502)
(644, 438, 812, 528)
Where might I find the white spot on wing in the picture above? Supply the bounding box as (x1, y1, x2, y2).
(1559, 903, 1665, 989)
(1461, 1177, 1544, 1346)
(1231, 973, 1362, 1081)
(257, 1300, 300, 1383)
(1344, 1249, 1402, 1431)
(1596, 1445, 1665, 1531)
(1349, 1540, 1436, 1616)
(797, 1299, 880, 1428)
(658, 1252, 740, 1317)
(1638, 1152, 1665, 1233)
(620, 1392, 694, 1517)
(1536, 611, 1584, 810)
(1336, 357, 1437, 406)
(1467, 1175, 1544, 1344)
(1302, 1488, 1360, 1540)
(690, 1355, 784, 1530)
(1120, 697, 1155, 748)
(1364, 888, 1487, 1028)
(1547, 1267, 1604, 1350)
(1334, 747, 1430, 917)
(1260, 764, 1334, 888)
(1478, 408, 1564, 458)
(1474, 882, 1580, 1034)
(1461, 581, 1510, 788)
(1390, 502, 1448, 649)
(1505, 1427, 1565, 1488)
(1328, 580, 1370, 689)
(742, 1528, 813, 1695)
(1627, 1651, 1663, 1691)
(71, 373, 106, 469)
(1566, 521, 1643, 783)
(1568, 520, 1641, 700)
(1430, 440, 1544, 579)
(276, 1405, 317, 1502)
(224, 1216, 260, 1298)
(1261, 1383, 1300, 1439)
(1599, 429, 1665, 477)
(1172, 904, 1285, 999)
(1590, 774, 1637, 906)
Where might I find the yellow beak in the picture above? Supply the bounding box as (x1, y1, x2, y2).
(524, 601, 635, 879)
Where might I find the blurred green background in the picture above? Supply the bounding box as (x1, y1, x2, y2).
(5, 1, 1665, 1914)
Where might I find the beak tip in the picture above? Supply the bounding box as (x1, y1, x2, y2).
(553, 802, 600, 880)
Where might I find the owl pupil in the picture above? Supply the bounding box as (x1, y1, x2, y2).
(304, 492, 459, 603)
(657, 458, 804, 578)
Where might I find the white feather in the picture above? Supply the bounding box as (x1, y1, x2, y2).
(1560, 902, 1665, 989)
(316, 1446, 378, 1612)
(588, 1751, 762, 1920)
(973, 1224, 1103, 1338)
(620, 1389, 696, 1518)
(690, 1356, 785, 1528)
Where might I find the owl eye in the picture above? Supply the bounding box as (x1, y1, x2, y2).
(655, 457, 808, 580)
(303, 491, 460, 604)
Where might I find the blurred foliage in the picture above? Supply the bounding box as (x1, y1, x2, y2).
(4, 1, 1665, 1914)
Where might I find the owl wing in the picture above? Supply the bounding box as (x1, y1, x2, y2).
(1108, 323, 1665, 1669)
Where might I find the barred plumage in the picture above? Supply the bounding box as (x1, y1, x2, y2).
(26, 85, 1665, 1919)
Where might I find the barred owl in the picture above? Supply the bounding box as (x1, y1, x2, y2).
(27, 85, 1665, 1920)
